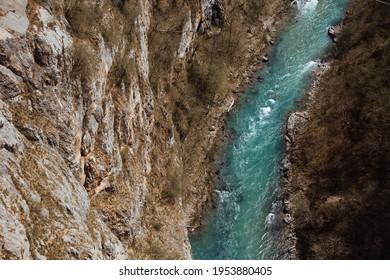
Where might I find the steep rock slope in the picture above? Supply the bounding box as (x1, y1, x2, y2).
(0, 0, 290, 259)
(283, 0, 389, 259)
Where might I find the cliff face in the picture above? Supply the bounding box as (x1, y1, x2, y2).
(0, 0, 290, 259)
(283, 0, 389, 259)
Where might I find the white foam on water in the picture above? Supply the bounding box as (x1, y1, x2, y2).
(265, 213, 275, 230)
(300, 60, 318, 74)
(279, 73, 292, 80)
(295, 0, 318, 14)
(240, 108, 271, 142)
(266, 89, 276, 95)
(243, 118, 258, 141)
(261, 232, 269, 242)
(266, 99, 276, 106)
(233, 204, 240, 221)
(260, 107, 272, 116)
(215, 190, 231, 203)
(238, 158, 249, 170)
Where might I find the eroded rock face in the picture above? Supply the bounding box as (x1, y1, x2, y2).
(0, 0, 290, 259)
(0, 0, 29, 40)
(0, 99, 126, 259)
(200, 0, 225, 33)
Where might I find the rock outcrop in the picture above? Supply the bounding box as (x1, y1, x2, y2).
(327, 25, 341, 43)
(0, 0, 290, 259)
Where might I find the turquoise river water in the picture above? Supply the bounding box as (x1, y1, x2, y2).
(190, 0, 349, 259)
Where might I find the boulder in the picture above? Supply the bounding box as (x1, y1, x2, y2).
(328, 25, 341, 42)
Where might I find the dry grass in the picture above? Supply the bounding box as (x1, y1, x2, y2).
(64, 0, 102, 36)
(70, 40, 98, 83)
(162, 173, 182, 204)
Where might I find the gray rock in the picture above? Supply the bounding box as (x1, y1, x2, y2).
(18, 125, 43, 142)
(0, 0, 29, 40)
(283, 213, 293, 224)
(281, 158, 291, 171)
(33, 36, 53, 67)
(0, 65, 22, 99)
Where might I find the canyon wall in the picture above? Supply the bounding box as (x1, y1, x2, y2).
(0, 0, 290, 259)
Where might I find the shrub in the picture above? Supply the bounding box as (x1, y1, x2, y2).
(162, 174, 182, 204)
(64, 0, 102, 36)
(146, 242, 165, 260)
(70, 41, 98, 83)
(101, 21, 121, 46)
(151, 221, 163, 231)
(290, 193, 310, 220)
(109, 54, 136, 87)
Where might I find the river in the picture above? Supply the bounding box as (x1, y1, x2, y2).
(190, 0, 349, 260)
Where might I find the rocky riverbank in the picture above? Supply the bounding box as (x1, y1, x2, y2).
(184, 2, 294, 233)
(281, 0, 390, 259)
(280, 61, 332, 260)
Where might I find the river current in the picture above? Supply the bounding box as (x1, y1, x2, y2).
(190, 0, 349, 260)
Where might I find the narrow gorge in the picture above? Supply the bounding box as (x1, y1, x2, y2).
(1, 0, 388, 260)
(190, 0, 349, 260)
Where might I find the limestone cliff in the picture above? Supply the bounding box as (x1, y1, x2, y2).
(0, 0, 290, 259)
